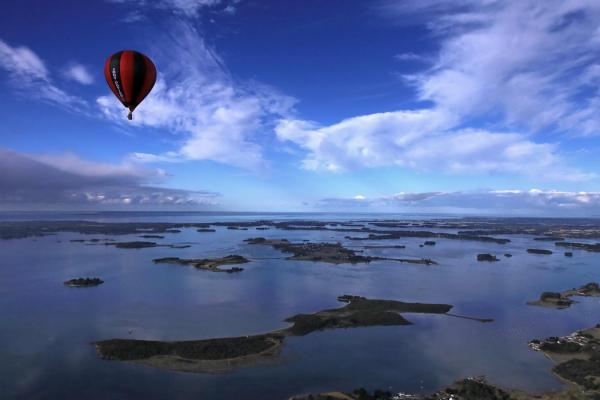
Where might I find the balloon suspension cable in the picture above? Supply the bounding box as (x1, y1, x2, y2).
(127, 111, 133, 120)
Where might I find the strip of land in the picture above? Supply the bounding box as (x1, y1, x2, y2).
(94, 295, 471, 373)
(153, 255, 248, 273)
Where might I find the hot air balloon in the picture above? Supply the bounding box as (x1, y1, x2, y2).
(104, 50, 156, 120)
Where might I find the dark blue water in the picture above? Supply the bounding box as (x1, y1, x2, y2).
(1, 213, 598, 399)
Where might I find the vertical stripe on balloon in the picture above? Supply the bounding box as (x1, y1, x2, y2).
(131, 51, 147, 110)
(119, 51, 135, 106)
(109, 51, 125, 104)
(104, 55, 119, 101)
(136, 55, 157, 106)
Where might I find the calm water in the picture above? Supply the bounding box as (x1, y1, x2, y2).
(1, 213, 599, 399)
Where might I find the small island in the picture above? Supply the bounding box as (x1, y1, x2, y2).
(477, 253, 499, 262)
(362, 245, 406, 249)
(527, 282, 600, 309)
(110, 241, 158, 249)
(153, 255, 249, 273)
(527, 248, 553, 255)
(81, 241, 193, 250)
(64, 277, 104, 287)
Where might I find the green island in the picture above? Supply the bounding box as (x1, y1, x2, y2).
(64, 277, 104, 287)
(94, 295, 460, 373)
(527, 282, 600, 309)
(477, 253, 499, 262)
(527, 248, 553, 255)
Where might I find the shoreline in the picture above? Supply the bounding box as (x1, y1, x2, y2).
(94, 295, 477, 374)
(290, 324, 600, 399)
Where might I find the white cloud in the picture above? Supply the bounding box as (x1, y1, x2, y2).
(276, 109, 456, 171)
(0, 39, 87, 112)
(222, 4, 236, 15)
(387, 0, 600, 135)
(129, 152, 181, 163)
(318, 189, 600, 215)
(276, 114, 591, 181)
(275, 1, 600, 180)
(394, 52, 428, 62)
(0, 40, 47, 79)
(63, 64, 94, 85)
(97, 21, 295, 171)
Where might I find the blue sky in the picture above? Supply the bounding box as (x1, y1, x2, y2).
(2, 0, 600, 214)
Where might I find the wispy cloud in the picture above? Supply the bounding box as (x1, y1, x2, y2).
(108, 0, 237, 18)
(394, 52, 429, 62)
(0, 39, 87, 112)
(97, 20, 296, 171)
(0, 148, 217, 207)
(318, 189, 600, 215)
(384, 0, 600, 135)
(275, 1, 600, 180)
(63, 64, 94, 85)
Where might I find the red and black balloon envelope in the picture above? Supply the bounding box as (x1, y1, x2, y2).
(104, 50, 156, 120)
